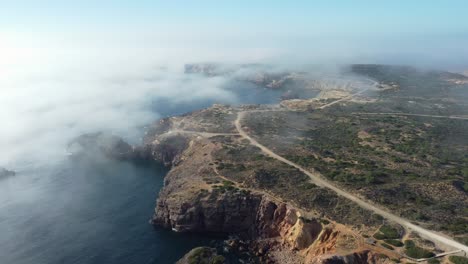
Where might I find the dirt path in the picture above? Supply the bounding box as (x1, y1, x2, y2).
(162, 130, 239, 138)
(318, 88, 369, 109)
(317, 78, 377, 109)
(234, 103, 468, 253)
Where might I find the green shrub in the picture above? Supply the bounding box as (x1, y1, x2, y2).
(374, 233, 386, 240)
(427, 258, 440, 264)
(379, 225, 400, 239)
(455, 237, 468, 246)
(385, 239, 404, 247)
(188, 247, 213, 264)
(449, 256, 468, 264)
(222, 180, 234, 187)
(404, 240, 415, 247)
(405, 247, 434, 258)
(213, 182, 238, 193)
(373, 214, 384, 221)
(444, 218, 468, 234)
(211, 255, 226, 264)
(404, 241, 434, 259)
(382, 243, 394, 250)
(374, 225, 400, 240)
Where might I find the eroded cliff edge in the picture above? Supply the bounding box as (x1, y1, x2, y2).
(139, 105, 394, 263)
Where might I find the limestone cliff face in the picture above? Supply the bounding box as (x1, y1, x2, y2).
(141, 113, 388, 264)
(154, 182, 322, 240)
(153, 184, 262, 233)
(150, 134, 263, 233)
(144, 123, 306, 237)
(152, 141, 322, 250)
(255, 199, 323, 249)
(152, 160, 283, 235)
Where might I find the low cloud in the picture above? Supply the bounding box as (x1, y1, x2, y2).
(0, 51, 239, 167)
(2, 29, 467, 168)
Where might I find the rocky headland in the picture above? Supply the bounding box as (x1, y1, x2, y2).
(130, 104, 397, 263)
(74, 64, 468, 263)
(77, 104, 392, 263)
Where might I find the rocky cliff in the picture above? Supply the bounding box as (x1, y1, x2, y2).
(139, 107, 390, 263)
(70, 104, 393, 263)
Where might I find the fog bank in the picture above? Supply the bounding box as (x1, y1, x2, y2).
(2, 28, 467, 168)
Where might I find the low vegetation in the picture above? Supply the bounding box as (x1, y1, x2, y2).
(243, 99, 468, 235)
(403, 240, 434, 259)
(373, 225, 401, 240)
(449, 256, 468, 264)
(211, 137, 381, 227)
(427, 258, 440, 264)
(186, 247, 226, 264)
(381, 243, 394, 250)
(384, 239, 404, 247)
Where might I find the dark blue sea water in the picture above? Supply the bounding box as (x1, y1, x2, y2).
(0, 80, 288, 264)
(0, 157, 218, 264)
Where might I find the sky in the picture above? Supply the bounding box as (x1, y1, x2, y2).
(1, 1, 468, 68)
(1, 1, 467, 35)
(1, 1, 468, 167)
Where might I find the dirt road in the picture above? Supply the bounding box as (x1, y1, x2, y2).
(234, 109, 468, 253)
(162, 130, 239, 138)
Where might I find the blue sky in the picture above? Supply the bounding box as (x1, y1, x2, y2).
(2, 1, 467, 35)
(1, 1, 468, 68)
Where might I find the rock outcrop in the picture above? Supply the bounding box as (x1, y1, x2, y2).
(153, 185, 262, 233)
(176, 247, 227, 264)
(68, 132, 134, 160)
(0, 167, 15, 179)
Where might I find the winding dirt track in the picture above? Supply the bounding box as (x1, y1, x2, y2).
(234, 109, 468, 253)
(162, 130, 239, 138)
